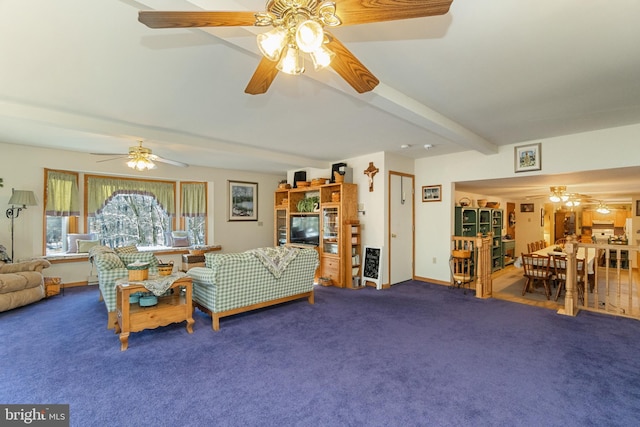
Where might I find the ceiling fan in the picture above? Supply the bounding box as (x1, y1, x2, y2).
(92, 141, 188, 171)
(137, 0, 453, 94)
(525, 186, 594, 207)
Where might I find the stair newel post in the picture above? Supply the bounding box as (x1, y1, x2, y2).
(475, 232, 493, 298)
(561, 235, 579, 317)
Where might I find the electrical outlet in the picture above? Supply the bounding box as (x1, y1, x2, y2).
(257, 221, 263, 226)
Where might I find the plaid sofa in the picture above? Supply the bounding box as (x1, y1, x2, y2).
(90, 246, 159, 329)
(187, 247, 318, 331)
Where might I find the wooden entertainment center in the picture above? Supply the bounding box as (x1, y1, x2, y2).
(274, 182, 361, 289)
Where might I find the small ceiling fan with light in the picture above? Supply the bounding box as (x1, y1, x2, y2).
(137, 0, 454, 94)
(92, 141, 188, 171)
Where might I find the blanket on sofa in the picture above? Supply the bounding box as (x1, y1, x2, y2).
(247, 247, 299, 278)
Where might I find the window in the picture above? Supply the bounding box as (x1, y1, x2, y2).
(43, 172, 209, 255)
(88, 193, 172, 249)
(85, 175, 176, 250)
(44, 169, 80, 255)
(180, 182, 207, 246)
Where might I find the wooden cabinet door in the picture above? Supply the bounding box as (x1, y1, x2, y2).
(582, 210, 593, 227)
(615, 210, 629, 227)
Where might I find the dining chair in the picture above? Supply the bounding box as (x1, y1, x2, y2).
(527, 242, 535, 253)
(553, 255, 568, 301)
(554, 238, 567, 247)
(554, 256, 586, 304)
(521, 253, 552, 299)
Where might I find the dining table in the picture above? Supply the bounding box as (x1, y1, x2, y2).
(515, 246, 597, 275)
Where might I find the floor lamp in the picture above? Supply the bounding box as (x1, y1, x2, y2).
(6, 189, 37, 263)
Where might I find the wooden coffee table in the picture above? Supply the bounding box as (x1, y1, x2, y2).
(115, 276, 194, 351)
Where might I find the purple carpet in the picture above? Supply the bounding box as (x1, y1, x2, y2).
(1, 281, 640, 426)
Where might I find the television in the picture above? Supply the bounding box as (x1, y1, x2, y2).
(290, 215, 320, 246)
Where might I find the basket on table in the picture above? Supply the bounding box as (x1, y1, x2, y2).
(157, 260, 174, 276)
(127, 261, 150, 281)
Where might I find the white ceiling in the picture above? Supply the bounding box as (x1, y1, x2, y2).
(1, 0, 639, 198)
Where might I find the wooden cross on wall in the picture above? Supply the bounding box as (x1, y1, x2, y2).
(364, 162, 379, 192)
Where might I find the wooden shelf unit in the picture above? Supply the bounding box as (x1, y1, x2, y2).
(274, 182, 358, 288)
(348, 222, 363, 289)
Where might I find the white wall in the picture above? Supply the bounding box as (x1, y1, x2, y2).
(415, 123, 640, 283)
(0, 141, 284, 284)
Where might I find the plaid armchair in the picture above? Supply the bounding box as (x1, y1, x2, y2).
(89, 246, 159, 329)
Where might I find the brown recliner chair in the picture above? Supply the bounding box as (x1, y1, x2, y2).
(0, 259, 51, 312)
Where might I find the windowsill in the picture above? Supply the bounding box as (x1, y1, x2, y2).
(43, 245, 221, 264)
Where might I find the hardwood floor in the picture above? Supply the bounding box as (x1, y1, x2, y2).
(492, 263, 640, 317)
(491, 265, 563, 310)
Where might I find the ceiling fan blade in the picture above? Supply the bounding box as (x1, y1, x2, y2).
(151, 155, 189, 168)
(336, 0, 453, 26)
(327, 37, 379, 93)
(245, 57, 279, 95)
(95, 156, 127, 163)
(138, 11, 257, 29)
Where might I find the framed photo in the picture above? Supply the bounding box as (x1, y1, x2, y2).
(514, 143, 541, 173)
(636, 200, 640, 216)
(541, 208, 545, 226)
(422, 185, 442, 202)
(228, 180, 258, 221)
(520, 203, 534, 213)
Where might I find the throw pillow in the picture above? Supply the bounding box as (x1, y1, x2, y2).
(67, 233, 92, 253)
(171, 230, 190, 247)
(77, 239, 100, 253)
(93, 253, 125, 270)
(119, 252, 159, 268)
(114, 245, 139, 254)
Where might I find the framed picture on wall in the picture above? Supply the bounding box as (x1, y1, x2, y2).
(228, 180, 258, 221)
(520, 203, 534, 213)
(422, 185, 442, 202)
(636, 200, 640, 216)
(514, 143, 542, 173)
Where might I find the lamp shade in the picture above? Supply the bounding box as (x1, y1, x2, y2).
(8, 190, 37, 207)
(257, 27, 288, 61)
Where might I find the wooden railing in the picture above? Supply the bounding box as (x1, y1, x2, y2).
(561, 235, 640, 320)
(451, 233, 493, 298)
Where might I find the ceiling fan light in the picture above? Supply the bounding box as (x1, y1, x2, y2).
(257, 27, 287, 61)
(295, 20, 324, 53)
(310, 45, 334, 70)
(549, 195, 561, 203)
(127, 156, 155, 171)
(277, 45, 304, 75)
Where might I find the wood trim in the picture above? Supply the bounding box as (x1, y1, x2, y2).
(194, 290, 314, 331)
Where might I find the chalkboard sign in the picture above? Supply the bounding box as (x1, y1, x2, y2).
(362, 246, 382, 290)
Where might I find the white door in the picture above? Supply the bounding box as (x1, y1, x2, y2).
(389, 173, 414, 285)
